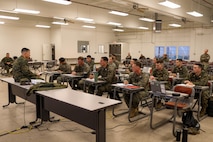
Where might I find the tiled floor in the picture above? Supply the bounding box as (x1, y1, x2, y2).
(0, 78, 213, 142)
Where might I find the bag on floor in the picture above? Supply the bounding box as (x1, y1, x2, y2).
(207, 96, 213, 117)
(182, 110, 200, 135)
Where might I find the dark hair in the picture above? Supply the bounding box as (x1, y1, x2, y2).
(21, 48, 30, 53)
(134, 61, 142, 68)
(87, 55, 91, 58)
(132, 58, 138, 62)
(78, 56, 84, 61)
(156, 60, 163, 64)
(101, 56, 108, 62)
(195, 63, 203, 69)
(59, 57, 65, 62)
(177, 59, 183, 62)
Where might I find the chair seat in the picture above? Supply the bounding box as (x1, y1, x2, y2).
(165, 101, 188, 109)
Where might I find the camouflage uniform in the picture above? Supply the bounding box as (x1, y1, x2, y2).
(152, 68, 170, 90)
(172, 65, 188, 79)
(12, 56, 37, 82)
(108, 62, 117, 71)
(187, 71, 209, 115)
(88, 64, 116, 96)
(123, 72, 149, 109)
(200, 53, 210, 71)
(114, 60, 120, 69)
(1, 57, 13, 73)
(86, 60, 95, 72)
(50, 62, 71, 82)
(70, 63, 90, 89)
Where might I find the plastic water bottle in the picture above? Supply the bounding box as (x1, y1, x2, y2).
(177, 73, 179, 79)
(93, 65, 96, 72)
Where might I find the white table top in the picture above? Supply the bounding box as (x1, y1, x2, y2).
(61, 74, 83, 78)
(84, 78, 106, 84)
(0, 77, 32, 89)
(37, 88, 121, 111)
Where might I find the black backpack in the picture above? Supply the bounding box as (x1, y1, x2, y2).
(182, 111, 200, 135)
(207, 96, 213, 117)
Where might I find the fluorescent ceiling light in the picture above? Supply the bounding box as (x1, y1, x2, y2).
(138, 26, 149, 30)
(43, 0, 72, 5)
(158, 0, 181, 9)
(169, 23, 181, 27)
(82, 25, 96, 29)
(13, 8, 40, 14)
(52, 21, 68, 25)
(76, 17, 94, 22)
(139, 17, 155, 22)
(186, 11, 203, 17)
(112, 28, 124, 32)
(107, 22, 121, 26)
(36, 25, 51, 28)
(0, 21, 5, 24)
(109, 11, 128, 16)
(0, 15, 19, 20)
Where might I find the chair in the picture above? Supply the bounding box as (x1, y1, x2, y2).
(46, 61, 56, 71)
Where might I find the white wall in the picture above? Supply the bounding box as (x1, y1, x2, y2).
(0, 24, 50, 61)
(115, 28, 213, 62)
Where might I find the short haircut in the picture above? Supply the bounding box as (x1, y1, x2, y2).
(101, 56, 108, 62)
(134, 61, 142, 68)
(21, 48, 30, 53)
(132, 58, 138, 62)
(78, 56, 84, 61)
(176, 59, 183, 62)
(195, 63, 203, 69)
(87, 55, 91, 58)
(156, 60, 163, 64)
(59, 57, 65, 62)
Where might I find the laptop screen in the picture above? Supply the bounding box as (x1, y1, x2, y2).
(150, 81, 166, 94)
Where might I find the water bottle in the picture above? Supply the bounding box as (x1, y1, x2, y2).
(93, 65, 96, 72)
(182, 128, 188, 142)
(177, 73, 179, 79)
(176, 129, 181, 142)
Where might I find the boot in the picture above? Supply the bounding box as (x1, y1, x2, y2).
(200, 107, 207, 117)
(129, 108, 139, 118)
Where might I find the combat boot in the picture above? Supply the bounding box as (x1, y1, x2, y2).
(129, 108, 139, 118)
(200, 107, 207, 117)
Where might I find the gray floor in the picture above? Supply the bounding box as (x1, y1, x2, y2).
(0, 79, 213, 142)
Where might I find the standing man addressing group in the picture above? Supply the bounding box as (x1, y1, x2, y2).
(13, 48, 40, 82)
(200, 49, 210, 71)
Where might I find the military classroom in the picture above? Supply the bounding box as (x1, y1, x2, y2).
(0, 0, 213, 142)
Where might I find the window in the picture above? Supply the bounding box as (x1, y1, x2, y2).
(178, 46, 190, 60)
(155, 46, 164, 58)
(166, 46, 176, 60)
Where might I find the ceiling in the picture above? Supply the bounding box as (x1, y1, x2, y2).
(0, 0, 213, 31)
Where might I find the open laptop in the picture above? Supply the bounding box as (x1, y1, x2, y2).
(150, 81, 166, 94)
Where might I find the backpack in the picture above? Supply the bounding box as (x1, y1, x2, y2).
(182, 110, 200, 135)
(207, 96, 213, 117)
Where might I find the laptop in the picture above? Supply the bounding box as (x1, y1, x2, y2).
(150, 81, 166, 94)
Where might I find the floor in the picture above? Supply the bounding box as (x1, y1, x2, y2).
(0, 76, 213, 142)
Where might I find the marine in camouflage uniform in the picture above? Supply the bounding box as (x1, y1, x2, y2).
(49, 57, 71, 83)
(1, 53, 13, 74)
(200, 49, 210, 71)
(85, 55, 95, 71)
(123, 61, 149, 117)
(13, 48, 38, 82)
(70, 56, 90, 89)
(88, 57, 116, 96)
(151, 61, 170, 90)
(185, 63, 209, 117)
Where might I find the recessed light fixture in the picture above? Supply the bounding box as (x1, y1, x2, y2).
(0, 21, 5, 24)
(112, 28, 124, 32)
(35, 25, 51, 28)
(139, 17, 155, 22)
(0, 15, 19, 20)
(82, 25, 96, 29)
(107, 22, 121, 26)
(109, 11, 128, 16)
(52, 21, 68, 25)
(186, 11, 203, 17)
(138, 26, 149, 30)
(13, 8, 40, 14)
(76, 17, 94, 22)
(169, 23, 181, 27)
(158, 0, 181, 9)
(43, 0, 72, 5)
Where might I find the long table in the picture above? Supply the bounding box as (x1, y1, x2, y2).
(0, 77, 50, 122)
(1, 77, 121, 142)
(36, 89, 121, 142)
